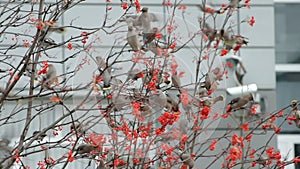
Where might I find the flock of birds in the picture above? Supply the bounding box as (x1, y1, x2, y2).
(1, 1, 300, 168)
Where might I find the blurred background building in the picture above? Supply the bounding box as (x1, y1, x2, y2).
(275, 0, 300, 169)
(1, 0, 300, 168)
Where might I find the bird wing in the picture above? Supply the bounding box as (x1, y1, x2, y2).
(230, 97, 240, 104)
(149, 13, 159, 22)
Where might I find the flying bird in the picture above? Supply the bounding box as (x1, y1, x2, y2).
(137, 7, 159, 33)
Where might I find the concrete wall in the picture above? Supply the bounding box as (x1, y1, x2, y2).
(0, 0, 276, 168)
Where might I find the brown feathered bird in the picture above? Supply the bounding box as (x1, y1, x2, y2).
(180, 153, 194, 168)
(171, 71, 181, 89)
(75, 144, 98, 156)
(226, 93, 253, 112)
(202, 95, 224, 107)
(96, 56, 112, 91)
(203, 23, 218, 47)
(291, 100, 300, 128)
(127, 24, 140, 51)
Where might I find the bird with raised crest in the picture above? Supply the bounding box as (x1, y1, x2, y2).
(226, 93, 254, 112)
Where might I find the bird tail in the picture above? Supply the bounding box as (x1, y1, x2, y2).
(213, 95, 224, 104)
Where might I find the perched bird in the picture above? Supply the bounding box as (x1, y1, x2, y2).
(140, 104, 152, 118)
(202, 95, 224, 107)
(127, 68, 145, 81)
(121, 15, 140, 27)
(42, 38, 57, 48)
(165, 93, 180, 113)
(127, 24, 140, 52)
(0, 138, 11, 153)
(180, 153, 194, 168)
(203, 23, 218, 47)
(171, 71, 181, 89)
(96, 56, 112, 91)
(291, 100, 298, 111)
(205, 70, 219, 92)
(39, 21, 65, 48)
(196, 84, 208, 97)
(70, 121, 86, 135)
(179, 118, 189, 135)
(222, 31, 248, 50)
(42, 64, 58, 89)
(41, 24, 66, 38)
(291, 100, 300, 128)
(32, 131, 47, 142)
(112, 94, 130, 111)
(148, 42, 173, 58)
(96, 159, 107, 169)
(255, 155, 269, 166)
(148, 41, 164, 57)
(75, 144, 97, 156)
(47, 26, 66, 35)
(142, 27, 159, 47)
(226, 93, 253, 112)
(229, 0, 242, 9)
(24, 59, 33, 77)
(199, 3, 222, 14)
(149, 89, 167, 109)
